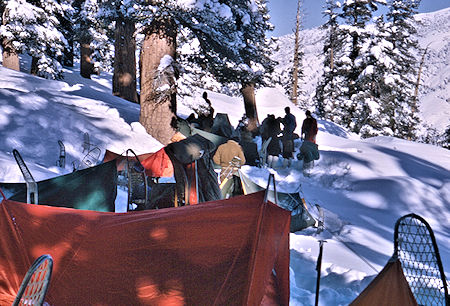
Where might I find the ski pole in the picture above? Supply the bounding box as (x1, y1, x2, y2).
(315, 239, 326, 306)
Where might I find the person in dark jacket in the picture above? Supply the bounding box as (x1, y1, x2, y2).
(264, 115, 281, 168)
(280, 107, 297, 168)
(299, 110, 319, 175)
(197, 92, 215, 132)
(301, 110, 318, 143)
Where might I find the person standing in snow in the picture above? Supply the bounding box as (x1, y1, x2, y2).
(280, 106, 297, 168)
(197, 91, 215, 132)
(299, 110, 319, 175)
(213, 136, 246, 183)
(264, 114, 282, 168)
(301, 110, 318, 143)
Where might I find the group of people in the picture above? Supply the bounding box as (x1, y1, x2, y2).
(188, 91, 319, 181)
(260, 107, 299, 168)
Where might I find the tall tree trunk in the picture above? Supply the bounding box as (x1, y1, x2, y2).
(413, 44, 429, 112)
(291, 0, 302, 106)
(30, 56, 39, 75)
(139, 17, 177, 145)
(241, 82, 259, 134)
(1, 9, 19, 71)
(1, 41, 20, 71)
(80, 37, 94, 79)
(113, 19, 138, 103)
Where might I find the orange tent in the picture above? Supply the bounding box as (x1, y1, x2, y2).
(103, 149, 174, 178)
(350, 258, 418, 306)
(0, 191, 290, 305)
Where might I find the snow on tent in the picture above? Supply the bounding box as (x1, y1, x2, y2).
(351, 213, 449, 306)
(0, 159, 117, 212)
(0, 191, 290, 305)
(221, 170, 317, 233)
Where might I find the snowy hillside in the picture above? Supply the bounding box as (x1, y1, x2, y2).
(0, 7, 449, 305)
(0, 57, 449, 305)
(274, 7, 450, 133)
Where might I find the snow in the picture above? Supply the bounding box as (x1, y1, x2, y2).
(273, 7, 450, 134)
(0, 60, 448, 305)
(0, 7, 449, 305)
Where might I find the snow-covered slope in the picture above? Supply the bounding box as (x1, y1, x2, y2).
(0, 8, 448, 305)
(273, 7, 450, 133)
(0, 66, 162, 182)
(414, 8, 450, 130)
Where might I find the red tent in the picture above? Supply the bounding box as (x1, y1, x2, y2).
(103, 149, 174, 178)
(350, 258, 418, 306)
(0, 191, 290, 305)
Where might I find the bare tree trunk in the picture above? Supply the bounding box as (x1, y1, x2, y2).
(113, 19, 138, 103)
(80, 38, 94, 79)
(139, 17, 177, 145)
(413, 44, 429, 112)
(241, 82, 259, 133)
(291, 0, 302, 106)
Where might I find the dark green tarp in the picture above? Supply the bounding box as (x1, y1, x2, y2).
(0, 160, 117, 212)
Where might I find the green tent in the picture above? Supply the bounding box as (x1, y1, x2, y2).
(222, 170, 317, 232)
(0, 160, 117, 212)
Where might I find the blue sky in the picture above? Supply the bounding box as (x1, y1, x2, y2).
(267, 0, 450, 37)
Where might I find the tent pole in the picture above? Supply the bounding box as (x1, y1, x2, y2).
(315, 240, 326, 306)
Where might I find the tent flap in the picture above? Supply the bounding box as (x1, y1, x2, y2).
(0, 191, 290, 305)
(350, 258, 418, 306)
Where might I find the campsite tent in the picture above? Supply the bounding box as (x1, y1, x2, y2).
(222, 170, 317, 232)
(178, 118, 228, 150)
(0, 191, 290, 305)
(351, 213, 449, 306)
(0, 160, 117, 212)
(103, 148, 174, 178)
(350, 257, 418, 306)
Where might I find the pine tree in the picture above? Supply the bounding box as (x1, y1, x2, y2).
(0, 0, 67, 79)
(315, 0, 342, 120)
(135, 0, 276, 144)
(327, 0, 384, 133)
(289, 0, 305, 107)
(234, 0, 277, 132)
(72, 0, 112, 78)
(98, 0, 138, 103)
(382, 0, 421, 139)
